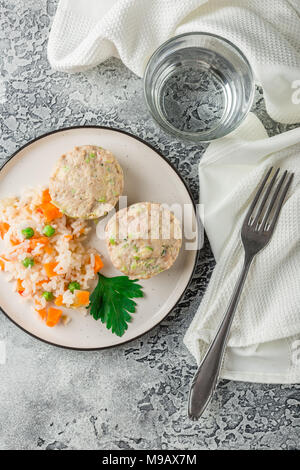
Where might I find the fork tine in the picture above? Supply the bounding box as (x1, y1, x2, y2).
(243, 167, 273, 226)
(267, 173, 294, 232)
(252, 168, 280, 227)
(260, 170, 288, 231)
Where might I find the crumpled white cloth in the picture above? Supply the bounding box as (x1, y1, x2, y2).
(184, 112, 300, 383)
(47, 0, 300, 124)
(48, 0, 300, 382)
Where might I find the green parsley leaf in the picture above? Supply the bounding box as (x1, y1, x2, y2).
(88, 273, 144, 337)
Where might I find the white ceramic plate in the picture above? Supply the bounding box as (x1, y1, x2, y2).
(0, 127, 198, 349)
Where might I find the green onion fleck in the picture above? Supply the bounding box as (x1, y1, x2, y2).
(109, 238, 116, 245)
(146, 246, 153, 251)
(145, 259, 154, 268)
(97, 197, 106, 203)
(90, 152, 96, 158)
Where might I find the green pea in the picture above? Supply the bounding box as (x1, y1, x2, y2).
(68, 281, 81, 293)
(90, 152, 96, 158)
(42, 291, 54, 301)
(22, 257, 34, 268)
(43, 225, 55, 237)
(21, 227, 34, 239)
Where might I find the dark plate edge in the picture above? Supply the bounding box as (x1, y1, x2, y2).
(0, 125, 200, 351)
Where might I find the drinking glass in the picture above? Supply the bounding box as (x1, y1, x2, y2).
(144, 32, 255, 142)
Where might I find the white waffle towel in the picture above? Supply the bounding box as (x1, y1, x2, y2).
(184, 113, 300, 383)
(48, 0, 300, 124)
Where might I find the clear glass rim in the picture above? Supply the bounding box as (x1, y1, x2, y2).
(143, 31, 255, 142)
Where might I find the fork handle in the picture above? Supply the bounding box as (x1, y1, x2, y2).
(188, 254, 253, 420)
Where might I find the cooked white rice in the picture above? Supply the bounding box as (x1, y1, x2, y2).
(0, 186, 102, 324)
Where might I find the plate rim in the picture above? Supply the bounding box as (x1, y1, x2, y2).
(0, 125, 199, 351)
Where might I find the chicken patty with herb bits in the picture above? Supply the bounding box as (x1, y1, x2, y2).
(105, 202, 182, 279)
(49, 145, 124, 219)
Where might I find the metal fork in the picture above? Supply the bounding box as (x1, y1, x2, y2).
(188, 167, 294, 421)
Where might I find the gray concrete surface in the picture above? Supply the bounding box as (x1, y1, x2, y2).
(0, 0, 299, 450)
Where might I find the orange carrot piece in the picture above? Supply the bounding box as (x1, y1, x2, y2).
(44, 244, 53, 255)
(34, 236, 49, 244)
(64, 234, 73, 240)
(0, 222, 10, 239)
(74, 290, 90, 307)
(36, 279, 48, 288)
(55, 295, 63, 307)
(17, 279, 24, 295)
(94, 254, 104, 273)
(36, 308, 47, 320)
(37, 202, 63, 222)
(44, 262, 58, 277)
(42, 189, 51, 204)
(46, 307, 62, 327)
(29, 237, 49, 250)
(10, 236, 21, 246)
(0, 259, 4, 271)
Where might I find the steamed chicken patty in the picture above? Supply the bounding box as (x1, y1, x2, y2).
(49, 145, 124, 219)
(105, 202, 182, 279)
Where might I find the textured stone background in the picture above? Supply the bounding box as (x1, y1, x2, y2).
(0, 0, 299, 450)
